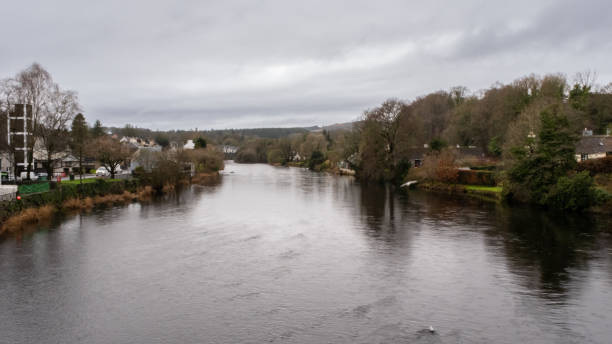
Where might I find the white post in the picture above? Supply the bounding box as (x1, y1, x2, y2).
(2, 107, 8, 186)
(23, 105, 28, 177)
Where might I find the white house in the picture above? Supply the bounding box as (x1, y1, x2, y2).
(183, 140, 195, 150)
(575, 135, 612, 162)
(222, 145, 238, 154)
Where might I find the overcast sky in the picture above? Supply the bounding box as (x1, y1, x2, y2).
(2, 0, 612, 130)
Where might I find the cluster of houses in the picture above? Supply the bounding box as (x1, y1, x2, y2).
(0, 104, 217, 182)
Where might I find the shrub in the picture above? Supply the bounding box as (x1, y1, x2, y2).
(267, 149, 284, 165)
(457, 170, 496, 186)
(132, 166, 145, 177)
(415, 149, 458, 183)
(1, 205, 56, 234)
(545, 171, 600, 211)
(576, 156, 612, 175)
(138, 186, 154, 201)
(308, 150, 326, 170)
(235, 148, 259, 163)
(187, 149, 224, 172)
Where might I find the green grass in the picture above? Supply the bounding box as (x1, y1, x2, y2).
(463, 185, 502, 193)
(60, 178, 122, 185)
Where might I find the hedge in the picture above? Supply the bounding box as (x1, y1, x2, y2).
(576, 156, 612, 175)
(468, 166, 496, 171)
(456, 169, 496, 186)
(1, 179, 140, 224)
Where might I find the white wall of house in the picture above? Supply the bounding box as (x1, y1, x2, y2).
(184, 140, 195, 150)
(576, 152, 607, 162)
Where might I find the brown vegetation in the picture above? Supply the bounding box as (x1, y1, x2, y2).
(162, 183, 175, 194)
(62, 197, 94, 211)
(138, 186, 154, 201)
(1, 205, 56, 234)
(408, 149, 458, 183)
(577, 156, 612, 175)
(191, 172, 220, 185)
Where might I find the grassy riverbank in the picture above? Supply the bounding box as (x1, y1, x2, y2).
(414, 181, 503, 202)
(0, 171, 223, 236)
(1, 179, 141, 235)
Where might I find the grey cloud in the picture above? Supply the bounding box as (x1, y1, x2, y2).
(2, 0, 612, 129)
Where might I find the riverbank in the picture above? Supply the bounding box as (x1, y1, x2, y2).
(411, 181, 503, 202)
(0, 172, 221, 236)
(0, 179, 141, 235)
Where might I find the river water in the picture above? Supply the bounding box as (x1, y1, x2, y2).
(1, 162, 612, 343)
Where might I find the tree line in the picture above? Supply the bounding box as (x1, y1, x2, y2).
(1, 63, 224, 186)
(229, 71, 612, 210)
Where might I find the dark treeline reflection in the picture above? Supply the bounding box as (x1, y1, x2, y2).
(492, 207, 611, 299)
(352, 182, 612, 301)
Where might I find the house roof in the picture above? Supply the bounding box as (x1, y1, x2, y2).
(404, 147, 430, 160)
(455, 146, 485, 158)
(576, 136, 612, 154)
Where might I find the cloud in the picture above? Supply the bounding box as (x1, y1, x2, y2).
(1, 0, 612, 129)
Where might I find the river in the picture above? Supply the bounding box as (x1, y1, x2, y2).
(1, 162, 612, 343)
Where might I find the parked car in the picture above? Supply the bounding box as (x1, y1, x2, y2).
(96, 166, 122, 177)
(96, 167, 110, 177)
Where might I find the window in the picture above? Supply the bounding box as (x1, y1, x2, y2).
(581, 153, 588, 161)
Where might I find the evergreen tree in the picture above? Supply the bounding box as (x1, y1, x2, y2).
(71, 113, 89, 183)
(91, 120, 105, 138)
(506, 105, 578, 204)
(194, 137, 207, 149)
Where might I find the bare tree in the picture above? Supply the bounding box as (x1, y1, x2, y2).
(1, 63, 65, 179)
(574, 70, 597, 89)
(363, 98, 405, 163)
(13, 63, 55, 176)
(35, 85, 80, 178)
(89, 136, 134, 179)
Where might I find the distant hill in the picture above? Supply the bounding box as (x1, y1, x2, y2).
(314, 121, 357, 132)
(217, 127, 312, 139)
(106, 121, 357, 144)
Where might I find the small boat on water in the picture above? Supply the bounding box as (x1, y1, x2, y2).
(401, 180, 418, 188)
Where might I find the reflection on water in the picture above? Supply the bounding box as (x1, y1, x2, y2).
(1, 162, 611, 344)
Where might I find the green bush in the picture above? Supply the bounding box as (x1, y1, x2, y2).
(545, 171, 600, 211)
(308, 150, 326, 170)
(267, 149, 284, 164)
(469, 166, 496, 171)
